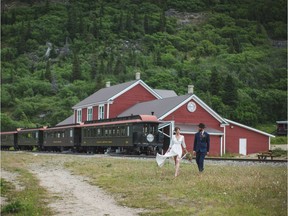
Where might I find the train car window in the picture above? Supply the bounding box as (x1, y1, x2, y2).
(127, 126, 129, 136)
(93, 128, 97, 137)
(104, 129, 108, 136)
(83, 129, 87, 137)
(97, 128, 101, 136)
(2, 135, 7, 141)
(35, 132, 38, 138)
(121, 127, 124, 136)
(70, 129, 73, 138)
(143, 125, 148, 134)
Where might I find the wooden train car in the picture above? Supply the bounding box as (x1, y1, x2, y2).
(17, 128, 44, 150)
(42, 125, 81, 151)
(80, 115, 162, 154)
(1, 131, 17, 150)
(0, 115, 163, 155)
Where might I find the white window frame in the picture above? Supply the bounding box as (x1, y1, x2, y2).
(87, 106, 93, 121)
(77, 109, 82, 123)
(98, 104, 105, 120)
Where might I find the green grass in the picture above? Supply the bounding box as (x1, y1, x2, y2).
(65, 157, 287, 216)
(1, 152, 287, 216)
(271, 136, 287, 144)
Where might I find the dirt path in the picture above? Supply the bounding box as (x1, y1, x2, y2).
(28, 161, 143, 216)
(2, 154, 144, 216)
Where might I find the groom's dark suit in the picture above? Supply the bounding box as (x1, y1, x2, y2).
(193, 131, 210, 172)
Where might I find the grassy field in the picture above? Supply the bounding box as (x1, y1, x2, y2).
(1, 152, 287, 216)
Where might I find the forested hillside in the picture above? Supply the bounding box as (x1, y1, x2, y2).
(1, 0, 287, 131)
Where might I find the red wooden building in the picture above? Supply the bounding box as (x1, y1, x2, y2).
(71, 73, 163, 123)
(58, 73, 274, 156)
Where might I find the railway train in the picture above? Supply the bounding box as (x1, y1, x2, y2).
(0, 115, 164, 155)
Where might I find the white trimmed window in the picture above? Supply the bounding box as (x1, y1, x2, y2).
(87, 107, 93, 121)
(98, 105, 104, 120)
(77, 109, 82, 123)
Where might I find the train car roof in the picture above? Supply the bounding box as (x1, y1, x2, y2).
(0, 131, 17, 135)
(43, 124, 80, 131)
(40, 115, 159, 131)
(138, 115, 158, 122)
(17, 128, 45, 132)
(79, 115, 159, 128)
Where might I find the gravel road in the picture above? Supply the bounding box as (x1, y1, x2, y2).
(1, 154, 144, 216)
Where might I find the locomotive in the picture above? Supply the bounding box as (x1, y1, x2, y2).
(0, 115, 163, 155)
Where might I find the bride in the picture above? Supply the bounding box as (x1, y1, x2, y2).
(156, 127, 188, 177)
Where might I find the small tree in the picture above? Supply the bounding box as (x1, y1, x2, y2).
(71, 52, 81, 81)
(222, 74, 238, 108)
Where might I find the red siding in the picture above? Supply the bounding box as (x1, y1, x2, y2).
(93, 106, 98, 120)
(109, 84, 158, 118)
(184, 134, 221, 156)
(225, 124, 269, 154)
(164, 100, 223, 156)
(82, 108, 87, 122)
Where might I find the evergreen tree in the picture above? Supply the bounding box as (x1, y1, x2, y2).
(222, 74, 238, 107)
(45, 60, 52, 82)
(144, 14, 149, 34)
(66, 5, 78, 39)
(71, 52, 81, 81)
(51, 73, 58, 94)
(90, 53, 98, 80)
(209, 67, 222, 96)
(159, 9, 166, 32)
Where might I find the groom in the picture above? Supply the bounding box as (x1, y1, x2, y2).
(193, 123, 210, 173)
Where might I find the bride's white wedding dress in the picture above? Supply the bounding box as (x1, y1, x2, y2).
(156, 135, 186, 167)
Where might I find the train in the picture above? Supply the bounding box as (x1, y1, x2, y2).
(0, 115, 164, 155)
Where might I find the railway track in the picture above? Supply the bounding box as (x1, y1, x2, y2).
(2, 150, 287, 163)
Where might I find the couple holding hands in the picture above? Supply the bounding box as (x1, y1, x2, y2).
(156, 123, 210, 177)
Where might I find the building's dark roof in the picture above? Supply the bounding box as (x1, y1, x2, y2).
(73, 80, 139, 109)
(119, 94, 229, 124)
(56, 115, 74, 126)
(118, 95, 191, 118)
(72, 79, 163, 109)
(153, 89, 177, 98)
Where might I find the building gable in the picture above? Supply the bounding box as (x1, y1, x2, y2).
(109, 83, 160, 118)
(72, 79, 161, 110)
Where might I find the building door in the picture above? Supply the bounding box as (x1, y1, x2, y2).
(239, 138, 247, 155)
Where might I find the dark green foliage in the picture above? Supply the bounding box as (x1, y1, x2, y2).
(1, 200, 23, 214)
(209, 67, 222, 96)
(0, 0, 286, 130)
(222, 74, 238, 107)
